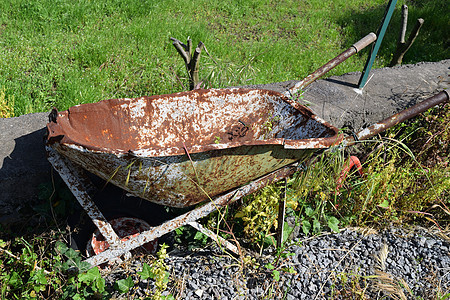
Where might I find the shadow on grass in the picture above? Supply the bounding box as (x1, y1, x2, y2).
(337, 0, 449, 65)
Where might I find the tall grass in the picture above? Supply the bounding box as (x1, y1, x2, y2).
(0, 0, 447, 116)
(234, 103, 449, 244)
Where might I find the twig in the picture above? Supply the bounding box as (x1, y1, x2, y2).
(170, 37, 204, 90)
(314, 238, 363, 300)
(389, 5, 424, 67)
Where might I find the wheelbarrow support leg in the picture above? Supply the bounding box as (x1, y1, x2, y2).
(83, 164, 298, 267)
(188, 221, 239, 254)
(46, 147, 131, 260)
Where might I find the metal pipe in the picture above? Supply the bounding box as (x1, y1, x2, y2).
(289, 32, 377, 96)
(344, 90, 449, 146)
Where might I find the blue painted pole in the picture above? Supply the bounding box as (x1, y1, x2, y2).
(358, 0, 398, 88)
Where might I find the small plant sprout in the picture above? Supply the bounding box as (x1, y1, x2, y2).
(138, 243, 171, 300)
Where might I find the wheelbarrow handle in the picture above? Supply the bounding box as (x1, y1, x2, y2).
(344, 90, 450, 146)
(288, 32, 377, 96)
(352, 32, 377, 53)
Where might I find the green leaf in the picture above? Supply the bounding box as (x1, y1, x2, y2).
(327, 216, 340, 233)
(79, 267, 105, 293)
(265, 263, 275, 270)
(194, 231, 207, 243)
(282, 266, 296, 274)
(305, 207, 314, 217)
(282, 221, 294, 243)
(78, 267, 99, 284)
(94, 276, 106, 293)
(379, 199, 389, 208)
(32, 269, 48, 285)
(72, 293, 84, 300)
(163, 271, 170, 284)
(302, 220, 311, 235)
(272, 270, 280, 281)
(8, 272, 23, 288)
(114, 276, 134, 294)
(263, 235, 276, 246)
(138, 263, 153, 280)
(313, 218, 321, 233)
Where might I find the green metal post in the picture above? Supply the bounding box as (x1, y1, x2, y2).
(358, 0, 398, 88)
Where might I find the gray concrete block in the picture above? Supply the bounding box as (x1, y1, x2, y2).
(0, 112, 50, 223)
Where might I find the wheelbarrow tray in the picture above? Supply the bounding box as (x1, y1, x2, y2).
(46, 88, 342, 207)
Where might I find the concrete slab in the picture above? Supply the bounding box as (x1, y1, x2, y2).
(0, 112, 50, 223)
(242, 60, 449, 131)
(0, 60, 448, 224)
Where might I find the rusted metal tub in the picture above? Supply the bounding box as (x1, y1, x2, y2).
(47, 33, 379, 208)
(46, 88, 342, 208)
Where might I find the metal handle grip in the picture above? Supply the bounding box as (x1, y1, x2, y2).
(344, 90, 449, 146)
(352, 32, 377, 52)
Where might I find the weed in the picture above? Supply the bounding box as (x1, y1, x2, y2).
(0, 235, 108, 299)
(114, 276, 134, 294)
(329, 268, 371, 299)
(235, 183, 285, 250)
(146, 244, 171, 300)
(0, 87, 14, 118)
(262, 113, 281, 138)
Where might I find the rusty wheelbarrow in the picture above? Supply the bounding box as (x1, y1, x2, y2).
(45, 32, 449, 267)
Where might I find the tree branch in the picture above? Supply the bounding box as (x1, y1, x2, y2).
(170, 37, 204, 90)
(389, 5, 424, 67)
(399, 4, 408, 44)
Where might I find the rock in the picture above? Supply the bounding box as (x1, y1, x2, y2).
(194, 289, 204, 297)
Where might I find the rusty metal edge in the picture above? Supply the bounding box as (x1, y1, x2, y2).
(46, 89, 343, 157)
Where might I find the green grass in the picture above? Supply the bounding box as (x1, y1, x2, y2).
(0, 0, 448, 115)
(235, 103, 449, 247)
(0, 2, 448, 299)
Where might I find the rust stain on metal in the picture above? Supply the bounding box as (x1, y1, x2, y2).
(46, 147, 122, 247)
(44, 32, 380, 267)
(47, 88, 341, 208)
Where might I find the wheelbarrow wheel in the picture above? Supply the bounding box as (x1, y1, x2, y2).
(86, 217, 158, 262)
(67, 176, 171, 254)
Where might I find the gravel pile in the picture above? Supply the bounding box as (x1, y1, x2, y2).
(105, 226, 449, 299)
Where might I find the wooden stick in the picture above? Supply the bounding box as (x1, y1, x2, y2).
(399, 4, 408, 44)
(190, 42, 204, 90)
(170, 37, 203, 90)
(389, 5, 424, 67)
